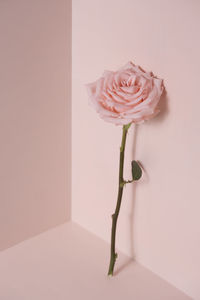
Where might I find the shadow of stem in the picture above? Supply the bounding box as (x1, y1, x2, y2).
(115, 90, 169, 273)
(129, 124, 138, 259)
(114, 257, 134, 276)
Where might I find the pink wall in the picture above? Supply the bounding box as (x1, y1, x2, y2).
(72, 0, 200, 299)
(0, 0, 71, 250)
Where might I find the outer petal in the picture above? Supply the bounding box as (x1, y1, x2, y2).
(85, 81, 98, 98)
(120, 61, 136, 71)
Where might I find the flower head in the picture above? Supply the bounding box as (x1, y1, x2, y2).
(86, 61, 164, 125)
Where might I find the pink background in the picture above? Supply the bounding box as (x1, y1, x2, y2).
(0, 0, 71, 250)
(0, 0, 199, 299)
(72, 0, 200, 299)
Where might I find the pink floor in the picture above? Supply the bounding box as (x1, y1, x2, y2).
(0, 222, 192, 300)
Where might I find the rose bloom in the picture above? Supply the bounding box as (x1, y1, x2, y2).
(86, 61, 164, 125)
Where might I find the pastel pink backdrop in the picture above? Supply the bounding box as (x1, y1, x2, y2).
(72, 0, 200, 299)
(0, 0, 71, 250)
(0, 0, 199, 299)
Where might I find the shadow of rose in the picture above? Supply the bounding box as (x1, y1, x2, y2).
(119, 88, 169, 273)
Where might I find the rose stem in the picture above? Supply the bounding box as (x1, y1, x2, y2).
(107, 123, 131, 276)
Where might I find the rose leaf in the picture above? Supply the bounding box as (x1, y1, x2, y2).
(131, 160, 142, 181)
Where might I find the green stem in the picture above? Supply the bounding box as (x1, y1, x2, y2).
(107, 123, 131, 276)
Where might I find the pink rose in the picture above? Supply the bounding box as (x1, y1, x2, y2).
(86, 61, 164, 125)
